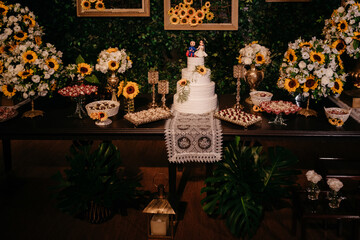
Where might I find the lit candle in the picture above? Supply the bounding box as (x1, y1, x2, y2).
(150, 214, 169, 236)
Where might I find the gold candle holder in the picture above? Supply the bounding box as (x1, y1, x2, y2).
(233, 65, 245, 110)
(158, 80, 169, 111)
(148, 71, 159, 108)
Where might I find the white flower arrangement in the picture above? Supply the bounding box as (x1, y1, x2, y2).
(0, 41, 63, 100)
(327, 178, 344, 192)
(277, 37, 347, 101)
(0, 2, 44, 58)
(237, 41, 271, 68)
(305, 170, 322, 184)
(95, 47, 132, 75)
(323, 0, 360, 59)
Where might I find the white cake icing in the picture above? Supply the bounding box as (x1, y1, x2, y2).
(173, 56, 218, 114)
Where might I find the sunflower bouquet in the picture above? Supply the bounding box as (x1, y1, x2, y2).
(117, 80, 140, 113)
(323, 0, 360, 59)
(237, 41, 271, 69)
(80, 0, 105, 11)
(168, 0, 214, 27)
(0, 41, 63, 100)
(95, 47, 132, 75)
(277, 37, 347, 101)
(0, 2, 44, 58)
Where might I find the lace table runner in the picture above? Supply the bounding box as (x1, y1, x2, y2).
(165, 110, 223, 163)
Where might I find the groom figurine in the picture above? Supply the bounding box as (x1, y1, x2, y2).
(186, 41, 196, 57)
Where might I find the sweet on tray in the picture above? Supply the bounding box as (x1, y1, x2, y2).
(260, 100, 301, 115)
(124, 107, 172, 126)
(214, 108, 262, 127)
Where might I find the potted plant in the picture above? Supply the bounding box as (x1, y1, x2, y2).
(201, 137, 300, 239)
(53, 140, 142, 223)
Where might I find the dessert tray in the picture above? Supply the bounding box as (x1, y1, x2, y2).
(0, 106, 18, 122)
(324, 107, 351, 127)
(85, 100, 120, 117)
(124, 107, 172, 126)
(260, 100, 301, 115)
(214, 108, 262, 128)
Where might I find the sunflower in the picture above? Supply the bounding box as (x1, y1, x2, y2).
(22, 50, 38, 63)
(189, 17, 198, 27)
(183, 4, 190, 9)
(337, 20, 348, 32)
(18, 69, 34, 79)
(331, 78, 343, 94)
(45, 58, 59, 71)
(237, 55, 242, 64)
(0, 60, 3, 74)
(352, 32, 360, 41)
(14, 31, 28, 41)
(184, 0, 193, 4)
(1, 85, 16, 98)
(168, 7, 174, 15)
(174, 5, 180, 10)
(336, 119, 344, 127)
(23, 15, 36, 28)
(77, 63, 92, 76)
(170, 15, 180, 24)
(302, 75, 318, 92)
(0, 3, 8, 16)
(196, 65, 207, 75)
(81, 0, 91, 10)
(328, 118, 337, 126)
(201, 6, 209, 13)
(89, 0, 96, 2)
(284, 78, 299, 92)
(331, 39, 346, 54)
(35, 36, 42, 46)
(187, 7, 196, 17)
(178, 79, 188, 87)
(173, 10, 179, 16)
(179, 9, 187, 18)
(95, 1, 105, 10)
(255, 53, 265, 65)
(299, 41, 312, 48)
(205, 1, 211, 8)
(253, 105, 263, 112)
(98, 112, 108, 121)
(195, 10, 205, 20)
(126, 56, 132, 65)
(310, 51, 325, 64)
(180, 17, 188, 25)
(117, 81, 124, 97)
(106, 47, 118, 53)
(179, 3, 184, 8)
(285, 49, 297, 63)
(198, 19, 203, 24)
(122, 81, 139, 99)
(108, 60, 119, 71)
(206, 12, 214, 21)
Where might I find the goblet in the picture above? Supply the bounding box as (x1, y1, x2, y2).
(158, 80, 169, 111)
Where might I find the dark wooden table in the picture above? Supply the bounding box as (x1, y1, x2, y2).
(1, 94, 360, 197)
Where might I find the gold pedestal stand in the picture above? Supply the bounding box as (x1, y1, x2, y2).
(244, 64, 264, 105)
(233, 65, 244, 110)
(148, 70, 159, 108)
(107, 72, 119, 102)
(22, 99, 43, 118)
(298, 97, 317, 117)
(158, 80, 170, 111)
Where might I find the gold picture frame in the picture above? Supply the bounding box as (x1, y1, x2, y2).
(265, 0, 311, 2)
(76, 0, 150, 17)
(164, 0, 238, 31)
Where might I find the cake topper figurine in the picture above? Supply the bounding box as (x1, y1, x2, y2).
(186, 41, 196, 57)
(195, 40, 207, 57)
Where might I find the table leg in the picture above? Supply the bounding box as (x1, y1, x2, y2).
(2, 138, 12, 174)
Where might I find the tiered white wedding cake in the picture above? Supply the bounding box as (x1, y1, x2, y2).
(173, 44, 217, 114)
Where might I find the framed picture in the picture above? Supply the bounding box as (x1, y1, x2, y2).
(76, 0, 150, 17)
(164, 0, 238, 31)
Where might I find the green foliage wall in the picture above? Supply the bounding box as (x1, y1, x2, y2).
(8, 0, 341, 96)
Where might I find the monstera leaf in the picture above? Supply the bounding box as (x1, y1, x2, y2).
(201, 137, 299, 239)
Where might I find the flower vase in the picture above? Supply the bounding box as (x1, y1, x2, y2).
(298, 97, 317, 117)
(306, 183, 320, 200)
(125, 98, 135, 113)
(22, 99, 44, 118)
(245, 64, 264, 105)
(107, 72, 119, 102)
(327, 190, 345, 208)
(69, 96, 87, 119)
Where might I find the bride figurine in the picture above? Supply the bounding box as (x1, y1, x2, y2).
(195, 40, 208, 57)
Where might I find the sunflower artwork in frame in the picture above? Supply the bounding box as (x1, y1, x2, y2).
(77, 0, 150, 17)
(164, 0, 238, 30)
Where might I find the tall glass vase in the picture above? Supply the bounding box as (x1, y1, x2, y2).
(306, 183, 320, 200)
(68, 96, 87, 119)
(125, 98, 135, 113)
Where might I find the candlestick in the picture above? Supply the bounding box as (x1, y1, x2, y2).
(233, 65, 245, 110)
(148, 71, 159, 108)
(158, 80, 169, 111)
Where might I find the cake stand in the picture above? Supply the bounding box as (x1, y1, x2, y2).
(260, 100, 301, 126)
